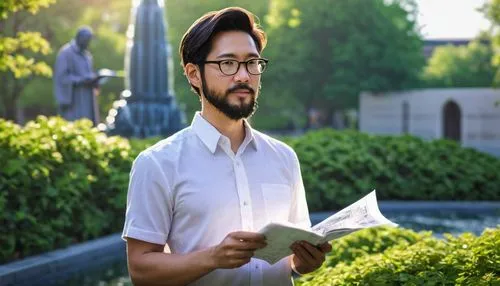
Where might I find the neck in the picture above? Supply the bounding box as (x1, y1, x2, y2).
(201, 102, 245, 154)
(71, 40, 85, 53)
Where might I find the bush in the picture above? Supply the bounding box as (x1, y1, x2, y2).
(2, 120, 499, 265)
(296, 226, 500, 285)
(284, 129, 500, 211)
(0, 116, 134, 263)
(323, 227, 430, 268)
(128, 136, 161, 157)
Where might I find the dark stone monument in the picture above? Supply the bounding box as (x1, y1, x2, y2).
(104, 0, 185, 138)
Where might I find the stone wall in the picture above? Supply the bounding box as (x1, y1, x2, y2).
(359, 88, 500, 156)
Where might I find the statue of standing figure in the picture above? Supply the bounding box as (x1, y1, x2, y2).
(53, 26, 100, 126)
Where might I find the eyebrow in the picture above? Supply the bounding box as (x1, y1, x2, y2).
(215, 52, 260, 59)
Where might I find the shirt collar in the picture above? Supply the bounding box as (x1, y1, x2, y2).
(191, 112, 258, 154)
(242, 119, 259, 152)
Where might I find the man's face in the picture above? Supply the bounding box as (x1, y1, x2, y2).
(201, 31, 261, 120)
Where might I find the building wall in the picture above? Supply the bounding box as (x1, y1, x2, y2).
(359, 88, 500, 157)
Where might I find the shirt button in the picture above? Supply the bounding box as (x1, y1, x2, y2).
(243, 201, 248, 206)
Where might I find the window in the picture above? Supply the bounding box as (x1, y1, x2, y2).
(442, 101, 461, 142)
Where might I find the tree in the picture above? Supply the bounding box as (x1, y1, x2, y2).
(262, 0, 424, 128)
(422, 40, 495, 88)
(480, 0, 500, 87)
(0, 0, 55, 122)
(0, 0, 54, 19)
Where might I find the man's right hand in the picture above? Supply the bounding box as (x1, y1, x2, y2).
(208, 231, 267, 269)
(83, 73, 96, 85)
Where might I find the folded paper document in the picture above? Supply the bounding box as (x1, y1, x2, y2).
(93, 69, 124, 85)
(254, 190, 397, 264)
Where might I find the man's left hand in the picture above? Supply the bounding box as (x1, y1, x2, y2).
(290, 241, 332, 274)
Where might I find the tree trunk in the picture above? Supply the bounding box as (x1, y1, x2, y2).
(1, 73, 22, 123)
(11, 77, 24, 124)
(327, 105, 347, 130)
(3, 96, 17, 122)
(0, 15, 19, 122)
(0, 74, 11, 120)
(305, 101, 314, 130)
(332, 110, 346, 130)
(16, 106, 25, 124)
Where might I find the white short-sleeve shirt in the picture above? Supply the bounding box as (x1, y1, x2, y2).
(122, 112, 311, 286)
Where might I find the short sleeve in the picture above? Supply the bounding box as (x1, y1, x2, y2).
(122, 152, 173, 245)
(288, 150, 311, 229)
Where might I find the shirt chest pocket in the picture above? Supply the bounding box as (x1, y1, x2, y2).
(261, 183, 292, 223)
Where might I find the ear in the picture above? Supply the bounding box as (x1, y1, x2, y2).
(185, 63, 202, 90)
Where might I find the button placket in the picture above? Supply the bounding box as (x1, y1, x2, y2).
(233, 154, 262, 286)
(233, 156, 253, 231)
(250, 259, 263, 286)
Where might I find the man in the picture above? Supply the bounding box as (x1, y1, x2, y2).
(53, 26, 99, 126)
(122, 7, 331, 285)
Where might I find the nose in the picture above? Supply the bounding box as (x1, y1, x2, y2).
(233, 63, 250, 83)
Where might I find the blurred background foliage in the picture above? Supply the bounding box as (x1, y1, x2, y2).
(0, 0, 498, 129)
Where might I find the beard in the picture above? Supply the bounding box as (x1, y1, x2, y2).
(201, 78, 258, 120)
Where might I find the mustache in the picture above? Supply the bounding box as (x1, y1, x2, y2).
(226, 84, 255, 95)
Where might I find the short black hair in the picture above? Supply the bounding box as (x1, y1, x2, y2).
(179, 7, 267, 95)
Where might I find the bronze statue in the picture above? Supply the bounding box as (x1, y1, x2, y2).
(53, 26, 99, 125)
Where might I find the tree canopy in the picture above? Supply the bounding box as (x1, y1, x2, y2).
(481, 0, 499, 86)
(0, 0, 55, 19)
(0, 0, 494, 128)
(0, 0, 55, 121)
(422, 40, 495, 88)
(261, 0, 424, 127)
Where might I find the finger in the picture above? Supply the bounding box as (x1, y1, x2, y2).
(291, 243, 316, 266)
(230, 231, 267, 242)
(299, 241, 324, 261)
(230, 257, 251, 268)
(228, 249, 255, 259)
(231, 239, 267, 250)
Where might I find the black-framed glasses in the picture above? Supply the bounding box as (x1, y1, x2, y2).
(202, 58, 269, 76)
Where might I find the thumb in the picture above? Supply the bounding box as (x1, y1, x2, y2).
(320, 242, 332, 253)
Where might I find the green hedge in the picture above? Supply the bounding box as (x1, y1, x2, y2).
(128, 136, 161, 154)
(296, 227, 500, 285)
(0, 116, 134, 263)
(2, 119, 499, 264)
(284, 129, 500, 210)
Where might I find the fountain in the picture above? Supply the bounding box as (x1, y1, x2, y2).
(104, 0, 185, 138)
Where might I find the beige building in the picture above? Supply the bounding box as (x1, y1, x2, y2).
(359, 88, 500, 157)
